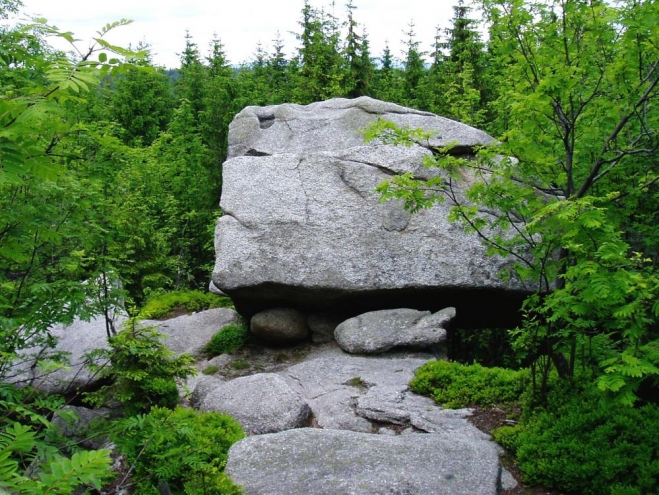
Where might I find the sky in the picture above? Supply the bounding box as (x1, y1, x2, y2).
(16, 0, 461, 69)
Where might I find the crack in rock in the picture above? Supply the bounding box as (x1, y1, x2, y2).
(338, 157, 399, 177)
(245, 148, 271, 156)
(337, 165, 369, 200)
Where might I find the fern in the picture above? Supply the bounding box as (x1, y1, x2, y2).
(0, 417, 111, 495)
(37, 450, 111, 494)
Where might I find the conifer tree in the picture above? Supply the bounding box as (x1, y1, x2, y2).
(176, 31, 207, 125)
(401, 21, 426, 108)
(109, 63, 174, 146)
(200, 35, 235, 166)
(235, 42, 271, 106)
(423, 1, 488, 125)
(295, 0, 345, 103)
(343, 1, 373, 97)
(267, 32, 292, 103)
(372, 42, 404, 103)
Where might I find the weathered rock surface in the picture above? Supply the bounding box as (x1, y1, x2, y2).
(9, 312, 125, 395)
(197, 373, 311, 434)
(335, 307, 454, 353)
(11, 308, 239, 395)
(209, 279, 227, 295)
(142, 307, 241, 357)
(226, 97, 493, 159)
(212, 96, 529, 327)
(190, 375, 224, 408)
(225, 428, 502, 495)
(280, 346, 465, 434)
(249, 307, 308, 343)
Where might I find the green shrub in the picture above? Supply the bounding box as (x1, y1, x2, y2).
(202, 365, 220, 375)
(491, 424, 522, 454)
(112, 406, 244, 494)
(138, 290, 234, 319)
(493, 384, 659, 495)
(85, 320, 196, 415)
(410, 360, 526, 408)
(204, 323, 249, 356)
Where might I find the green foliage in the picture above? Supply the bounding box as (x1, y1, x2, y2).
(367, 0, 659, 403)
(371, 43, 405, 104)
(347, 377, 364, 387)
(204, 323, 249, 356)
(294, 1, 345, 103)
(493, 384, 659, 495)
(422, 0, 488, 125)
(109, 65, 175, 146)
(343, 1, 374, 98)
(410, 360, 526, 408)
(362, 118, 434, 150)
(138, 290, 234, 320)
(85, 320, 196, 415)
(401, 21, 426, 108)
(0, 13, 144, 380)
(0, 384, 113, 494)
(112, 406, 244, 494)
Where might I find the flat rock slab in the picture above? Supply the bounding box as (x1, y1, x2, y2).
(225, 428, 502, 495)
(10, 312, 125, 394)
(142, 307, 241, 357)
(281, 346, 433, 433)
(278, 345, 489, 445)
(197, 373, 311, 434)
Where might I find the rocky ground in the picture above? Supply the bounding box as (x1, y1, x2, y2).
(193, 337, 564, 495)
(22, 308, 563, 494)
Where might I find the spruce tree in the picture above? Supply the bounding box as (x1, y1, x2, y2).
(177, 31, 207, 125)
(372, 42, 404, 103)
(401, 21, 426, 109)
(267, 32, 292, 103)
(343, 1, 373, 97)
(295, 0, 345, 103)
(201, 35, 235, 166)
(109, 64, 174, 146)
(425, 0, 487, 125)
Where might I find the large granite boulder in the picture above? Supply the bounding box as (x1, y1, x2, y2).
(225, 428, 502, 495)
(212, 97, 529, 327)
(334, 307, 454, 354)
(196, 373, 311, 434)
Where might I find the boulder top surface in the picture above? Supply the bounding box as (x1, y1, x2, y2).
(227, 96, 494, 159)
